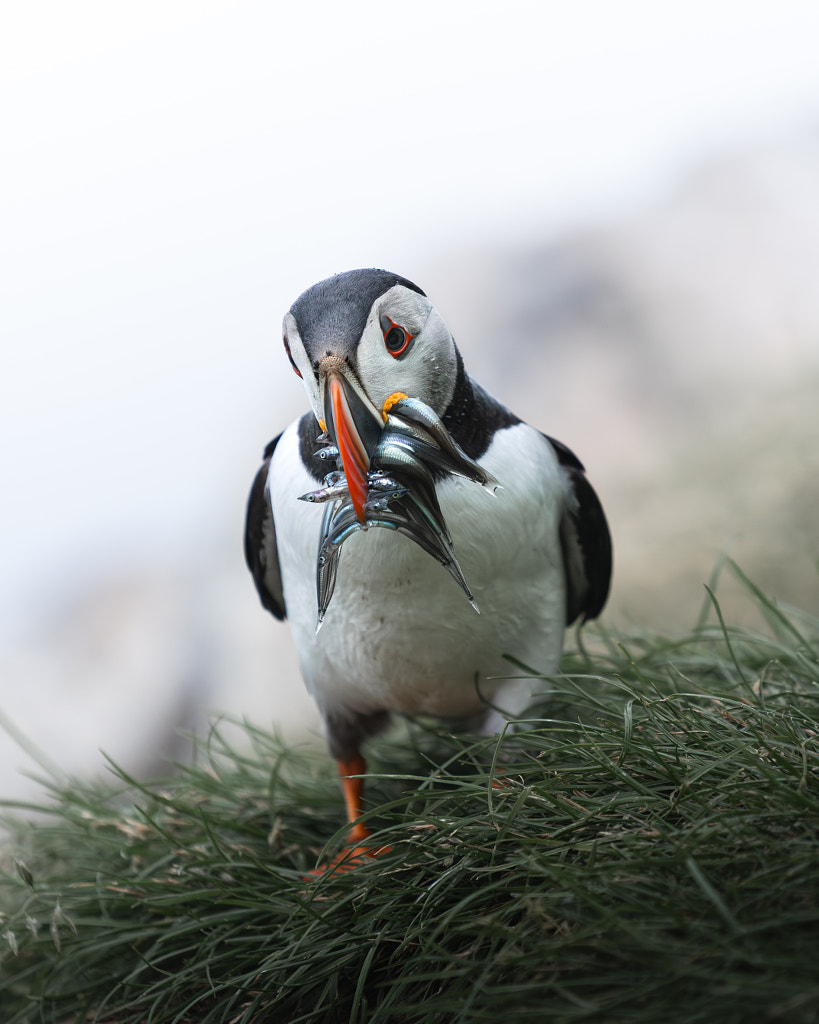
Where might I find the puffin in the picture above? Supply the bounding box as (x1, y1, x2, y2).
(245, 269, 611, 868)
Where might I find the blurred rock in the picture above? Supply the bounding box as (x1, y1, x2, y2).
(434, 133, 819, 626)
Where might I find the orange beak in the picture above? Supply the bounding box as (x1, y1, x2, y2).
(321, 367, 383, 524)
(329, 375, 369, 522)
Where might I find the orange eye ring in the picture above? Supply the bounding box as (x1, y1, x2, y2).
(380, 315, 413, 358)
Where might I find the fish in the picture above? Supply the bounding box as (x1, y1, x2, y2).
(310, 396, 491, 624)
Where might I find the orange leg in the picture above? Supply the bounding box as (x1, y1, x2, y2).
(306, 753, 390, 877)
(338, 753, 372, 845)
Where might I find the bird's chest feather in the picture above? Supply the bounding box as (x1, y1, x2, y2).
(270, 421, 567, 718)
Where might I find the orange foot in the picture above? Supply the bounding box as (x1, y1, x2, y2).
(307, 843, 392, 877)
(306, 823, 391, 878)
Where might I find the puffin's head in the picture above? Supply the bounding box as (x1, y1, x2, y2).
(282, 269, 459, 521)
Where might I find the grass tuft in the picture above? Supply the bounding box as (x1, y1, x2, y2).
(2, 561, 819, 1023)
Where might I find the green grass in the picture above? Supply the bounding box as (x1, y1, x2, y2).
(2, 560, 819, 1023)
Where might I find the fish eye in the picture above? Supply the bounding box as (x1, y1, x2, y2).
(283, 333, 302, 377)
(380, 314, 413, 358)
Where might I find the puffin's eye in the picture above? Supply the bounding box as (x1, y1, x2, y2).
(380, 314, 413, 358)
(283, 334, 302, 378)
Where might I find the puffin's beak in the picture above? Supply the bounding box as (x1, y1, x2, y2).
(319, 360, 383, 524)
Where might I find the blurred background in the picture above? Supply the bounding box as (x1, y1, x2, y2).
(2, 1, 819, 803)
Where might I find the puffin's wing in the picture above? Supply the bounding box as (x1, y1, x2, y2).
(244, 435, 286, 621)
(545, 434, 612, 626)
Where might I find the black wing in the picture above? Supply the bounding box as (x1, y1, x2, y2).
(545, 435, 612, 626)
(244, 435, 286, 621)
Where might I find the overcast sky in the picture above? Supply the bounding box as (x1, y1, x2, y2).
(3, 0, 819, 641)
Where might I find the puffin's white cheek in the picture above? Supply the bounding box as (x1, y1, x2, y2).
(359, 358, 411, 411)
(301, 377, 323, 421)
(412, 353, 457, 415)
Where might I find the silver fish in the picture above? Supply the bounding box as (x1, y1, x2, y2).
(387, 398, 498, 490)
(299, 480, 350, 504)
(312, 396, 492, 624)
(314, 445, 340, 461)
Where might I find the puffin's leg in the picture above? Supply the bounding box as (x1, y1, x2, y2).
(305, 712, 390, 876)
(338, 752, 371, 845)
(305, 754, 389, 877)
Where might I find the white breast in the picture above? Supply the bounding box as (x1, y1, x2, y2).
(269, 421, 568, 726)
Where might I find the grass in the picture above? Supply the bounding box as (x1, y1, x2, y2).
(1, 559, 819, 1023)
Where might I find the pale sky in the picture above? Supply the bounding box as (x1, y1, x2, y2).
(3, 0, 819, 639)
